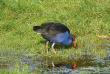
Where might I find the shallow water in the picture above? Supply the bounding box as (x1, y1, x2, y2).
(0, 43, 110, 73)
(0, 52, 110, 73)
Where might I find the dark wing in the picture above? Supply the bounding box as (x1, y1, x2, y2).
(40, 22, 70, 37)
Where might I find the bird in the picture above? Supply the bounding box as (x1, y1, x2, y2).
(33, 22, 76, 53)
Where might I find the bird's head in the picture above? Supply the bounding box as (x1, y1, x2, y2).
(69, 34, 76, 47)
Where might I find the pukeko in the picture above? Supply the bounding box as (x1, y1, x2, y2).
(33, 22, 76, 53)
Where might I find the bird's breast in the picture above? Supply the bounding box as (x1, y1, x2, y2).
(49, 31, 72, 45)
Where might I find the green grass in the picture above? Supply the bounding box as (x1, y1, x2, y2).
(0, 0, 110, 73)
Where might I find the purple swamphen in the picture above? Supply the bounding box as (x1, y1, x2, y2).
(33, 22, 76, 53)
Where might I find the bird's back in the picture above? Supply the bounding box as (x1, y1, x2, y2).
(41, 22, 70, 36)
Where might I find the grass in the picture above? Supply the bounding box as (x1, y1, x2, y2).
(0, 0, 110, 73)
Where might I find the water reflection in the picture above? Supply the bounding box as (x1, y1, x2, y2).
(45, 56, 76, 69)
(0, 51, 109, 73)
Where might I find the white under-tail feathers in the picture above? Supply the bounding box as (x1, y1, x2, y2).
(37, 32, 41, 34)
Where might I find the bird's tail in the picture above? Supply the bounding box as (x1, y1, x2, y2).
(33, 26, 41, 31)
(33, 26, 42, 34)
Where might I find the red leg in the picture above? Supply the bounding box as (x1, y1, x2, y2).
(46, 41, 49, 54)
(51, 43, 56, 53)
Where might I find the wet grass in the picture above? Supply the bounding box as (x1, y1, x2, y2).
(0, 0, 110, 73)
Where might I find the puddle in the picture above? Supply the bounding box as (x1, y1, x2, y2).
(0, 51, 110, 74)
(42, 53, 110, 74)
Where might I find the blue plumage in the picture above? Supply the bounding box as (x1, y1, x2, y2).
(49, 31, 72, 45)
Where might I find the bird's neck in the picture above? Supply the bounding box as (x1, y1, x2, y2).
(69, 39, 73, 44)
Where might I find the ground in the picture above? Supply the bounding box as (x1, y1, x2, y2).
(0, 0, 110, 73)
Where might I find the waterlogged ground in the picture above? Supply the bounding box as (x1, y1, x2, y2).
(0, 43, 110, 74)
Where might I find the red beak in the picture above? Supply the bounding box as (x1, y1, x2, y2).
(73, 38, 76, 47)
